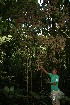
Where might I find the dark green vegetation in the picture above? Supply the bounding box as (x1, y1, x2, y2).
(0, 0, 70, 105)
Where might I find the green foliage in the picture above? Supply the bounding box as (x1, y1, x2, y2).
(0, 0, 70, 105)
(3, 86, 10, 93)
(30, 91, 40, 100)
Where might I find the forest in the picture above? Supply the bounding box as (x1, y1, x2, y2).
(0, 0, 70, 105)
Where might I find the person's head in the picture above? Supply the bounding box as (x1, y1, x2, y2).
(52, 69, 57, 74)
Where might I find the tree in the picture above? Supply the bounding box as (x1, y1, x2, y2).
(0, 0, 70, 105)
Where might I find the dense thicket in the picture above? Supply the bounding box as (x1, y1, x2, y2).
(0, 0, 70, 105)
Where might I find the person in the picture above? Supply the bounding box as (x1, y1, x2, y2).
(39, 66, 61, 105)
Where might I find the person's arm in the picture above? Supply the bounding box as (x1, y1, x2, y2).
(39, 66, 49, 74)
(47, 81, 57, 86)
(47, 76, 59, 86)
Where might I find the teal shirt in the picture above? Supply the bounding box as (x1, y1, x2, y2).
(48, 73, 59, 91)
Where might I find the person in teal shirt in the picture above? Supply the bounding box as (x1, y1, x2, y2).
(39, 66, 60, 105)
(48, 73, 59, 91)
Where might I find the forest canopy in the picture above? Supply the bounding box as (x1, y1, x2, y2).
(0, 0, 70, 105)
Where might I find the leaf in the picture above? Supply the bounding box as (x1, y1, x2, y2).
(9, 86, 14, 92)
(30, 91, 40, 99)
(3, 86, 9, 92)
